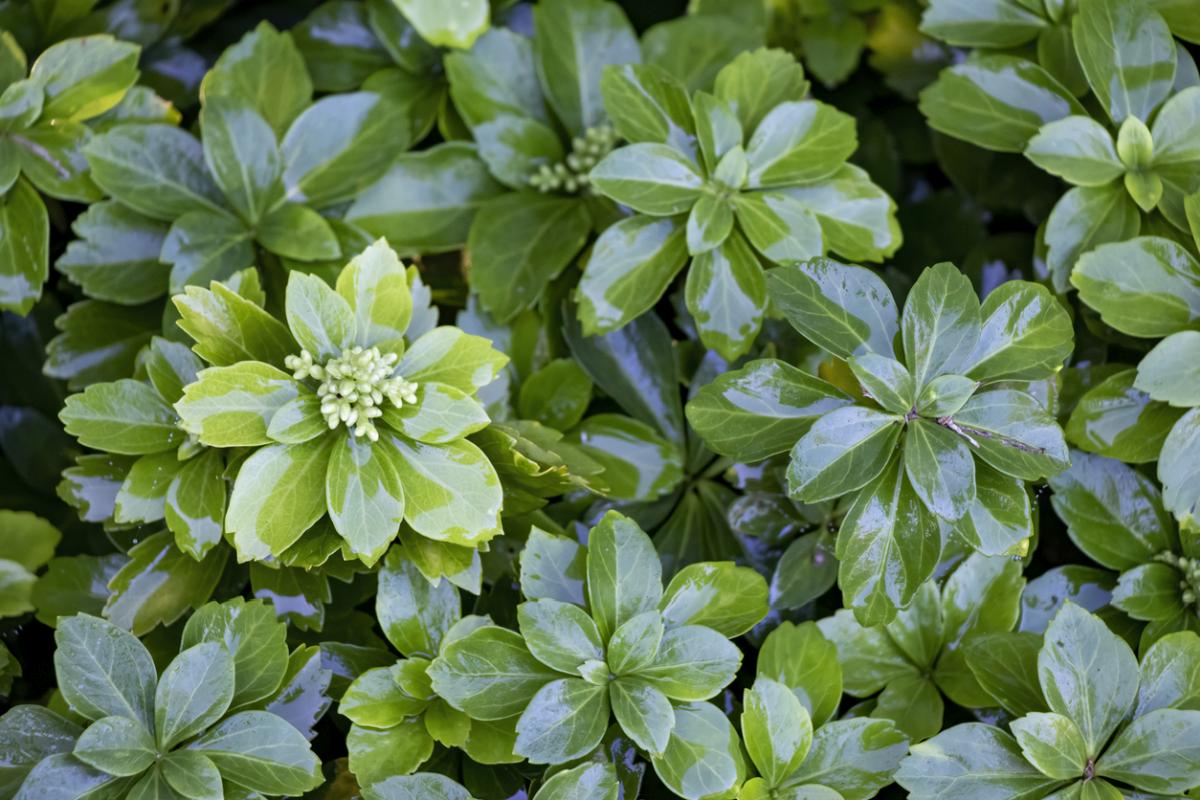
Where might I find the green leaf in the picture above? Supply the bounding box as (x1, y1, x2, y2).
(1135, 631, 1200, 715)
(686, 191, 734, 255)
(13, 120, 101, 202)
(776, 165, 901, 262)
(533, 0, 639, 136)
(104, 531, 227, 636)
(1065, 369, 1182, 464)
(155, 643, 235, 751)
(280, 91, 412, 207)
(73, 715, 156, 777)
(1135, 330, 1200, 407)
(514, 677, 609, 764)
(920, 0, 1049, 47)
(533, 761, 619, 800)
(176, 362, 299, 448)
(969, 281, 1073, 381)
(600, 63, 695, 152)
(686, 358, 849, 462)
(1047, 451, 1173, 571)
(182, 598, 289, 709)
(758, 621, 843, 726)
(12, 754, 133, 800)
(609, 676, 673, 756)
(873, 674, 944, 742)
(1160, 407, 1200, 523)
(469, 192, 591, 321)
(85, 125, 226, 222)
(347, 143, 504, 255)
(713, 48, 809, 135)
(745, 100, 855, 188)
(55, 200, 170, 305)
(1010, 712, 1087, 780)
(847, 354, 915, 416)
(904, 418, 975, 521)
(341, 661, 432, 728)
(430, 625, 556, 720)
(1151, 85, 1200, 166)
(0, 706, 83, 797)
(113, 451, 181, 525)
(190, 710, 321, 795)
(347, 717, 434, 785)
(1045, 184, 1140, 292)
(734, 190, 824, 263)
(393, 0, 488, 49)
(660, 562, 767, 637)
(398, 326, 507, 395)
(1072, 237, 1200, 339)
(1096, 707, 1200, 793)
(200, 24, 307, 137)
(586, 511, 663, 642)
(61, 379, 182, 456)
(787, 406, 903, 503)
(362, 773, 473, 800)
(226, 437, 334, 560)
(174, 281, 297, 369)
(685, 228, 766, 359)
(285, 271, 354, 361)
(384, 435, 502, 548)
(54, 614, 156, 728)
(576, 214, 688, 335)
(326, 434, 404, 565)
(637, 624, 741, 701)
(1024, 116, 1124, 186)
(518, 359, 592, 431)
(767, 259, 898, 360)
(1073, 0, 1176, 123)
(335, 238, 413, 352)
(651, 701, 746, 800)
(519, 528, 586, 607)
(742, 677, 812, 786)
(902, 262, 982, 389)
(257, 202, 341, 262)
(896, 723, 1063, 800)
(1111, 562, 1182, 621)
(164, 449, 226, 559)
(28, 36, 139, 121)
(0, 178, 48, 315)
(918, 55, 1084, 153)
(199, 96, 280, 225)
(517, 598, 603, 674)
(786, 717, 908, 800)
(161, 210, 255, 292)
(951, 388, 1070, 480)
(590, 143, 705, 215)
(160, 751, 221, 800)
(834, 455, 942, 625)
(964, 631, 1048, 718)
(1038, 602, 1138, 754)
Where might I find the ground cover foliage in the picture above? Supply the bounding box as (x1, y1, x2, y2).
(1, 0, 1200, 798)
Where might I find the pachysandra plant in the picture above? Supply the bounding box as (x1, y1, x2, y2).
(581, 47, 901, 359)
(361, 761, 623, 800)
(427, 513, 767, 783)
(919, 0, 1200, 289)
(819, 552, 1026, 741)
(739, 620, 909, 800)
(340, 552, 520, 788)
(0, 33, 139, 314)
(0, 603, 324, 800)
(897, 603, 1200, 800)
(437, 0, 640, 322)
(172, 239, 506, 565)
(689, 257, 1072, 622)
(1050, 450, 1200, 646)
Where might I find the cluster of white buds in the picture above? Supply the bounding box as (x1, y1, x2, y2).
(284, 346, 418, 442)
(1156, 551, 1200, 609)
(528, 124, 618, 194)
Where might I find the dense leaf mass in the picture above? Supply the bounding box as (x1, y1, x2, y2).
(1, 0, 1199, 798)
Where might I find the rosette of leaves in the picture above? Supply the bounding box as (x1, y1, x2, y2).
(1, 604, 325, 799)
(897, 602, 1200, 799)
(817, 552, 1026, 741)
(427, 512, 767, 775)
(171, 239, 507, 565)
(688, 257, 1072, 623)
(0, 33, 139, 314)
(581, 47, 902, 360)
(429, 0, 640, 323)
(1049, 450, 1200, 647)
(0, 510, 59, 619)
(919, 0, 1200, 290)
(361, 762, 623, 800)
(80, 22, 413, 300)
(340, 552, 521, 788)
(738, 620, 909, 800)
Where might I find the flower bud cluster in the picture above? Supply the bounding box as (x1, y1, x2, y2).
(529, 124, 618, 194)
(285, 346, 417, 442)
(1156, 551, 1200, 609)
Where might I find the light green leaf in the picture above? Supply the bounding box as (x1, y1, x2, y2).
(787, 406, 903, 503)
(174, 281, 296, 369)
(176, 362, 298, 448)
(1073, 0, 1176, 123)
(285, 272, 354, 361)
(12, 753, 133, 800)
(902, 262, 981, 389)
(398, 326, 507, 395)
(514, 677, 609, 764)
(951, 389, 1070, 480)
(651, 701, 746, 800)
(777, 165, 901, 262)
(904, 418, 975, 521)
(1159, 407, 1200, 523)
(160, 751, 221, 800)
(1066, 369, 1182, 464)
(189, 710, 321, 796)
(1135, 330, 1200, 407)
(685, 228, 765, 360)
(200, 22, 313, 137)
(586, 510, 663, 642)
(610, 676, 673, 756)
(896, 723, 1063, 800)
(1072, 237, 1200, 339)
(734, 190, 824, 263)
(599, 63, 695, 153)
(55, 201, 170, 306)
(326, 434, 404, 565)
(1010, 712, 1087, 780)
(1024, 116, 1124, 186)
(362, 772, 473, 800)
(786, 717, 907, 800)
(713, 48, 809, 135)
(155, 643, 235, 751)
(1045, 183, 1141, 293)
(199, 96, 280, 224)
(920, 0, 1049, 48)
(589, 143, 704, 215)
(758, 621, 844, 726)
(533, 761, 619, 800)
(181, 598, 289, 710)
(1096, 707, 1200, 794)
(61, 379, 181, 456)
(29, 36, 139, 121)
(104, 532, 227, 636)
(636, 624, 741, 701)
(429, 625, 556, 720)
(54, 614, 156, 729)
(660, 562, 767, 638)
(226, 437, 334, 560)
(518, 598, 604, 675)
(745, 100, 855, 188)
(393, 0, 488, 49)
(73, 715, 156, 777)
(742, 677, 812, 786)
(519, 528, 586, 607)
(385, 435, 501, 548)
